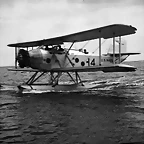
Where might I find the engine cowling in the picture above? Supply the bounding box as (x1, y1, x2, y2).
(17, 49, 30, 68)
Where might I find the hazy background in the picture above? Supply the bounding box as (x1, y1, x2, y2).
(0, 0, 144, 66)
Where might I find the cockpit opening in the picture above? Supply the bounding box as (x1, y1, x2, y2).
(38, 45, 64, 51)
(37, 45, 65, 54)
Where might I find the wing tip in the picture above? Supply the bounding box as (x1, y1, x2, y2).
(7, 44, 18, 47)
(7, 44, 13, 47)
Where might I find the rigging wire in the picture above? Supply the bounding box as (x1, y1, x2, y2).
(92, 39, 107, 54)
(72, 41, 90, 58)
(64, 41, 90, 67)
(65, 39, 107, 67)
(78, 41, 90, 52)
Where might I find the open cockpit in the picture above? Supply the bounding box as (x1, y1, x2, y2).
(38, 45, 65, 54)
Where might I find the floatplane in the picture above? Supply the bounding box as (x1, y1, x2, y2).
(8, 24, 140, 92)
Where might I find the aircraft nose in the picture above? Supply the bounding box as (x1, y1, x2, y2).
(17, 49, 30, 68)
(17, 49, 42, 68)
(28, 49, 43, 69)
(29, 49, 42, 58)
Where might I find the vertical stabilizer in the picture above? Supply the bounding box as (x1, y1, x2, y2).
(108, 38, 127, 53)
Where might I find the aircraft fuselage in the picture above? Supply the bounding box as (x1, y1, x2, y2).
(24, 48, 127, 71)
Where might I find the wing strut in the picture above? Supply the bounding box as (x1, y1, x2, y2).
(113, 35, 115, 65)
(99, 38, 101, 66)
(65, 41, 75, 67)
(119, 36, 121, 63)
(66, 41, 75, 55)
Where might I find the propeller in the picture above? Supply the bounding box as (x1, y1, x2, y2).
(17, 49, 30, 68)
(15, 47, 19, 69)
(15, 38, 22, 68)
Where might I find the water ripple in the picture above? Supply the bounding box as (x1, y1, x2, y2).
(0, 62, 144, 143)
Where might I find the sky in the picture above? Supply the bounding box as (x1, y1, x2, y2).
(0, 0, 144, 66)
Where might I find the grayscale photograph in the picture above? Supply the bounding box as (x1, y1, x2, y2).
(0, 0, 144, 143)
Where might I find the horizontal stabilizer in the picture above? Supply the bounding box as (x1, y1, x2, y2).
(107, 52, 140, 56)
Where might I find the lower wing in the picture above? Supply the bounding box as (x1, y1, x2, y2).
(8, 64, 136, 73)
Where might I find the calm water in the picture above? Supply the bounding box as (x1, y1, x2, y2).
(0, 61, 144, 144)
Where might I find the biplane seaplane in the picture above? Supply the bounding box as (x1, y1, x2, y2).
(8, 24, 140, 92)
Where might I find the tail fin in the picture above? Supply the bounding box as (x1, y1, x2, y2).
(107, 38, 127, 53)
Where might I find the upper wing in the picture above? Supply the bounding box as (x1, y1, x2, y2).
(8, 64, 136, 73)
(8, 24, 136, 48)
(8, 39, 63, 48)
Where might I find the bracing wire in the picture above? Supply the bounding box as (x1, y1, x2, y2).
(92, 39, 107, 54)
(64, 41, 90, 67)
(72, 41, 90, 58)
(79, 41, 90, 51)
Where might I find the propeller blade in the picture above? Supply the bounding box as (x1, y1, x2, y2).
(15, 47, 18, 68)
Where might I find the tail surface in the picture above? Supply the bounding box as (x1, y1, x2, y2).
(107, 38, 127, 54)
(106, 38, 140, 63)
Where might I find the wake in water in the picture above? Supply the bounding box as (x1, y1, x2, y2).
(0, 85, 18, 91)
(1, 76, 144, 94)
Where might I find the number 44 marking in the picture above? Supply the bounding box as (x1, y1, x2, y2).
(86, 58, 95, 66)
(91, 58, 95, 65)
